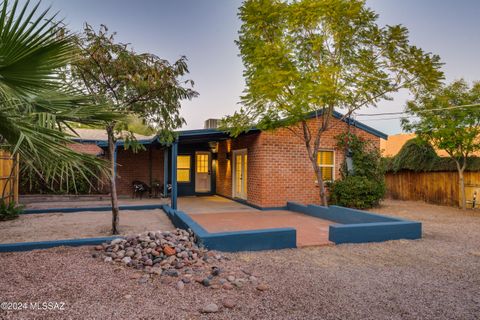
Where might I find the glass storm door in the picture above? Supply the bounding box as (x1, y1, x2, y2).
(195, 152, 211, 193)
(233, 149, 247, 200)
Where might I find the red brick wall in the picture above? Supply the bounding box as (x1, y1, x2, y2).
(115, 147, 164, 196)
(216, 116, 380, 207)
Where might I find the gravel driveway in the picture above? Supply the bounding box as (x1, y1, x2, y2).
(0, 199, 479, 319)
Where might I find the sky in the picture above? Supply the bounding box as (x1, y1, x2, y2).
(31, 0, 480, 135)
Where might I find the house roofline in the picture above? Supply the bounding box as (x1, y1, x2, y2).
(71, 110, 387, 146)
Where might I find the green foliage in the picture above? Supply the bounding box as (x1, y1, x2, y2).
(403, 79, 480, 166)
(221, 0, 443, 136)
(67, 24, 198, 145)
(220, 0, 443, 205)
(386, 156, 480, 172)
(329, 133, 385, 208)
(0, 0, 115, 187)
(384, 138, 480, 172)
(20, 165, 103, 195)
(329, 175, 385, 209)
(0, 201, 23, 221)
(390, 138, 438, 172)
(336, 133, 384, 181)
(402, 79, 480, 209)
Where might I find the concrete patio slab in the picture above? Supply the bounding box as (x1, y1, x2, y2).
(178, 196, 258, 214)
(190, 210, 332, 247)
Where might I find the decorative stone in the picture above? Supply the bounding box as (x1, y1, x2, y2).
(211, 266, 221, 276)
(144, 259, 153, 266)
(201, 303, 219, 313)
(163, 246, 176, 256)
(202, 278, 211, 287)
(256, 284, 269, 291)
(176, 281, 185, 290)
(222, 283, 234, 290)
(162, 269, 179, 277)
(222, 299, 236, 309)
(111, 238, 123, 245)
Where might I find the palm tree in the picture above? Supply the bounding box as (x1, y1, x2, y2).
(0, 0, 117, 200)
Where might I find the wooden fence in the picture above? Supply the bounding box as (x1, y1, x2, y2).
(385, 171, 480, 208)
(0, 150, 19, 204)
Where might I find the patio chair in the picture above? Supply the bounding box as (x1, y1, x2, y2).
(132, 180, 151, 199)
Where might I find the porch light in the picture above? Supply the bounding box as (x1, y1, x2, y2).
(208, 141, 219, 153)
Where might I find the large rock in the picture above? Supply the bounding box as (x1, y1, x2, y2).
(201, 303, 219, 313)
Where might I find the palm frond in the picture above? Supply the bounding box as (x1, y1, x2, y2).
(0, 0, 118, 189)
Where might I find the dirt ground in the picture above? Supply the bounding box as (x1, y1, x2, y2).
(0, 209, 174, 243)
(0, 199, 479, 319)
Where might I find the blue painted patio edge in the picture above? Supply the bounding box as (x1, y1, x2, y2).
(287, 202, 422, 244)
(0, 236, 120, 252)
(23, 204, 164, 214)
(161, 205, 296, 252)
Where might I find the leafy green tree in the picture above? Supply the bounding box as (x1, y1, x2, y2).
(0, 0, 116, 202)
(67, 24, 198, 234)
(221, 0, 443, 205)
(403, 79, 480, 209)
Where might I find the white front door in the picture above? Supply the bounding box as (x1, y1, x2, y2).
(233, 149, 247, 200)
(195, 152, 211, 193)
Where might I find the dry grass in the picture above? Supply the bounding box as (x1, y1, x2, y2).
(0, 199, 479, 319)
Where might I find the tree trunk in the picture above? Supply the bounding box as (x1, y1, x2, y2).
(300, 120, 329, 206)
(313, 164, 328, 206)
(458, 168, 466, 210)
(107, 126, 120, 234)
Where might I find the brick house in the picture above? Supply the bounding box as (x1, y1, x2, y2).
(73, 111, 387, 209)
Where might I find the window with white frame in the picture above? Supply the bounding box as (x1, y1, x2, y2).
(317, 150, 335, 181)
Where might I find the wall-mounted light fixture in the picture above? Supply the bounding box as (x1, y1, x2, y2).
(208, 141, 219, 154)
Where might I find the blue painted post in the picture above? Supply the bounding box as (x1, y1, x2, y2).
(163, 148, 168, 198)
(171, 141, 178, 210)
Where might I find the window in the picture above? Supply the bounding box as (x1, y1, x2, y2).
(317, 150, 334, 181)
(196, 154, 209, 173)
(177, 155, 191, 182)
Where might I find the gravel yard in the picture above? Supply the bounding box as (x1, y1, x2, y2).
(1, 199, 479, 319)
(0, 209, 174, 243)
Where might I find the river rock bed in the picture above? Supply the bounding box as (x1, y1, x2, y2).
(93, 229, 264, 292)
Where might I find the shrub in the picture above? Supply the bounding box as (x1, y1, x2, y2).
(329, 176, 385, 209)
(391, 138, 438, 172)
(330, 133, 385, 209)
(385, 138, 480, 172)
(0, 201, 23, 221)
